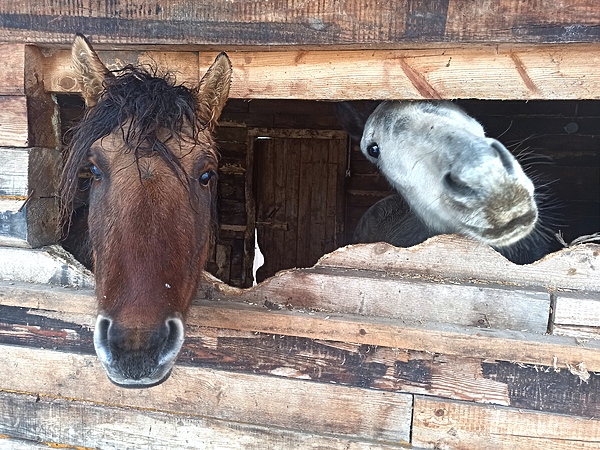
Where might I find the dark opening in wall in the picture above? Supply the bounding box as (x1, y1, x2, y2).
(58, 96, 600, 288)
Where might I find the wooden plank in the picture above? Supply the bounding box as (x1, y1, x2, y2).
(0, 391, 407, 450)
(317, 235, 600, 292)
(1, 299, 599, 419)
(0, 147, 62, 247)
(45, 45, 600, 100)
(0, 44, 25, 95)
(24, 45, 60, 149)
(202, 265, 552, 333)
(0, 1, 598, 46)
(0, 344, 413, 446)
(555, 291, 600, 328)
(44, 49, 200, 94)
(0, 97, 28, 147)
(412, 396, 600, 449)
(0, 246, 94, 287)
(1, 280, 600, 372)
(0, 436, 54, 449)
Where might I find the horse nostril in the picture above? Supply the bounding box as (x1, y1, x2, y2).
(443, 172, 476, 198)
(93, 315, 114, 365)
(158, 317, 185, 367)
(489, 139, 515, 176)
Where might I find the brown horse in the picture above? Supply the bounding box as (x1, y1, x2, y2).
(61, 35, 232, 388)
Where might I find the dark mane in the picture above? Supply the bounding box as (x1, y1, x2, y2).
(61, 65, 209, 221)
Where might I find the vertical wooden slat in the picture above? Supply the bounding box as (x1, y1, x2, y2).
(282, 138, 301, 271)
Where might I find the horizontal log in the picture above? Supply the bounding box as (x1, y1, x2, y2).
(0, 390, 406, 450)
(44, 45, 600, 100)
(1, 296, 599, 419)
(0, 246, 94, 287)
(412, 396, 600, 449)
(1, 280, 600, 372)
(0, 0, 598, 46)
(317, 236, 600, 292)
(0, 345, 412, 447)
(202, 265, 552, 333)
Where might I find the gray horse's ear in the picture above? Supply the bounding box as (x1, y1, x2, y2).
(196, 52, 233, 130)
(334, 101, 379, 142)
(71, 34, 111, 107)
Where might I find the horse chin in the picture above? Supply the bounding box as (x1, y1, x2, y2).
(104, 367, 174, 389)
(461, 216, 538, 248)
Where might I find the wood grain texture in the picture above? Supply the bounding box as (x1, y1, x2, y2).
(0, 246, 94, 287)
(412, 396, 600, 449)
(0, 345, 413, 447)
(1, 296, 599, 419)
(0, 44, 25, 95)
(1, 278, 600, 372)
(316, 236, 600, 292)
(0, 97, 28, 147)
(0, 147, 62, 247)
(44, 45, 600, 100)
(203, 265, 552, 333)
(0, 391, 409, 450)
(0, 1, 598, 46)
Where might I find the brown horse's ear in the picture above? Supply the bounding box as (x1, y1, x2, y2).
(71, 34, 111, 107)
(196, 52, 232, 130)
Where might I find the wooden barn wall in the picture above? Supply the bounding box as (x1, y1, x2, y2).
(0, 0, 598, 46)
(58, 96, 600, 286)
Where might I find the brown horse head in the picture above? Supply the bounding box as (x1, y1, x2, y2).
(62, 35, 231, 387)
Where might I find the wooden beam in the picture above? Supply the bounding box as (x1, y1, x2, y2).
(0, 44, 25, 95)
(0, 97, 28, 147)
(0, 246, 94, 287)
(43, 44, 600, 100)
(0, 147, 62, 248)
(317, 235, 600, 292)
(412, 396, 600, 449)
(0, 0, 598, 46)
(0, 345, 412, 448)
(1, 280, 600, 372)
(2, 293, 600, 419)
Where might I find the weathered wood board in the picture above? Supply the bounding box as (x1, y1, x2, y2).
(0, 238, 598, 448)
(0, 345, 413, 449)
(412, 396, 600, 450)
(44, 44, 600, 100)
(0, 1, 598, 46)
(0, 245, 94, 287)
(0, 147, 62, 248)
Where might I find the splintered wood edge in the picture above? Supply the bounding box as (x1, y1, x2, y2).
(1, 280, 599, 372)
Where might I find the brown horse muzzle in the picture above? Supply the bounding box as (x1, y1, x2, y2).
(93, 313, 185, 388)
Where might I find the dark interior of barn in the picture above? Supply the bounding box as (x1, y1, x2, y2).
(58, 96, 600, 287)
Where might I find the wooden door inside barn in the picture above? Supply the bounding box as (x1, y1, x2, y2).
(252, 131, 347, 282)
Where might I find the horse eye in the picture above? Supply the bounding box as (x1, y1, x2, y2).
(199, 170, 213, 186)
(367, 143, 380, 159)
(90, 165, 102, 180)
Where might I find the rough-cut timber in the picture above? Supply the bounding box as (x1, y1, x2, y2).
(412, 396, 600, 449)
(0, 238, 599, 448)
(0, 1, 598, 46)
(43, 45, 600, 100)
(0, 148, 62, 248)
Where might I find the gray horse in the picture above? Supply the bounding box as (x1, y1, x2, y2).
(336, 101, 554, 264)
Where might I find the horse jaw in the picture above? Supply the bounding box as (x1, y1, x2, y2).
(361, 101, 539, 248)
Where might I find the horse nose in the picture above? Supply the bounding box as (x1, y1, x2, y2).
(93, 314, 185, 388)
(487, 138, 516, 176)
(444, 138, 520, 199)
